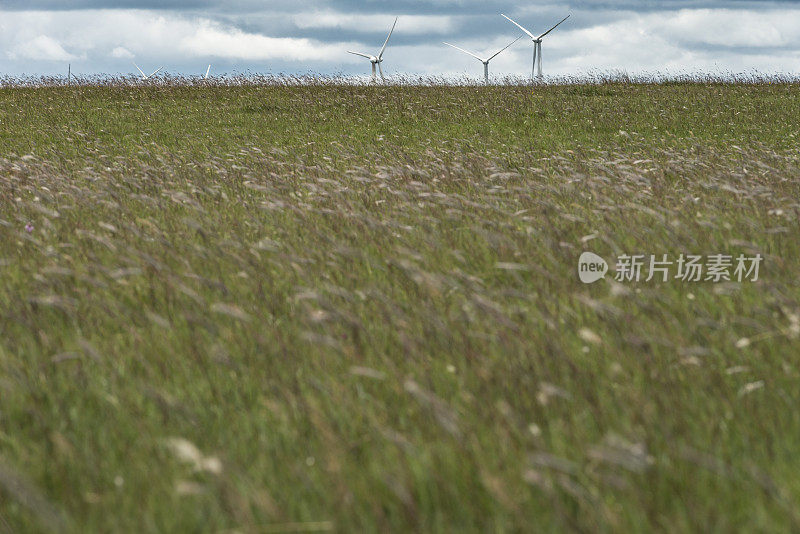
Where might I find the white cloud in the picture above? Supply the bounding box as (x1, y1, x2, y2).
(8, 35, 76, 61)
(0, 9, 356, 73)
(545, 9, 800, 76)
(179, 21, 341, 61)
(661, 9, 796, 48)
(293, 12, 455, 35)
(110, 46, 134, 58)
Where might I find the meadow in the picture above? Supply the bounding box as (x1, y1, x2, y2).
(1, 79, 799, 532)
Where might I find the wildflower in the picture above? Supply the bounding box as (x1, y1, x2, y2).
(25, 223, 34, 233)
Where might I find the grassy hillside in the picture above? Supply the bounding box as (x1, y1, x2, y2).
(1, 82, 799, 532)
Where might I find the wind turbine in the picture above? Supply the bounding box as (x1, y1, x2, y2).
(500, 13, 570, 80)
(347, 17, 398, 82)
(133, 62, 163, 80)
(443, 36, 523, 84)
(205, 65, 211, 79)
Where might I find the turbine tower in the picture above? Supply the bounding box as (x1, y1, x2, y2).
(500, 13, 570, 80)
(443, 36, 522, 84)
(347, 17, 398, 82)
(133, 62, 163, 80)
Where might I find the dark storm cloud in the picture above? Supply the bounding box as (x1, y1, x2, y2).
(3, 0, 799, 12)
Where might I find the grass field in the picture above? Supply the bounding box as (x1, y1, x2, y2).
(1, 81, 799, 532)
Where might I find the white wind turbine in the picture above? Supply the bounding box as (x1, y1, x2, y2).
(500, 13, 570, 80)
(348, 17, 398, 82)
(133, 62, 163, 80)
(443, 35, 523, 84)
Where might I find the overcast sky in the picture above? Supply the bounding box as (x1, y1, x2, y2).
(1, 1, 798, 79)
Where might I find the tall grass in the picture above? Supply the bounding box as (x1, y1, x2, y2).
(2, 71, 800, 88)
(0, 80, 799, 532)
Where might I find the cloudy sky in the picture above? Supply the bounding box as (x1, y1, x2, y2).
(0, 1, 798, 79)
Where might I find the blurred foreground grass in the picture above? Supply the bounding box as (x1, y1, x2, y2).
(1, 83, 799, 532)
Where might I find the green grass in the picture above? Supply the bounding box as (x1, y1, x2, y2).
(1, 82, 799, 532)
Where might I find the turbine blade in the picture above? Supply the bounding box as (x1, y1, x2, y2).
(378, 62, 385, 81)
(378, 17, 398, 60)
(538, 14, 571, 39)
(149, 67, 163, 77)
(133, 62, 147, 78)
(500, 14, 535, 40)
(443, 42, 484, 62)
(205, 65, 211, 79)
(348, 51, 373, 59)
(487, 34, 524, 61)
